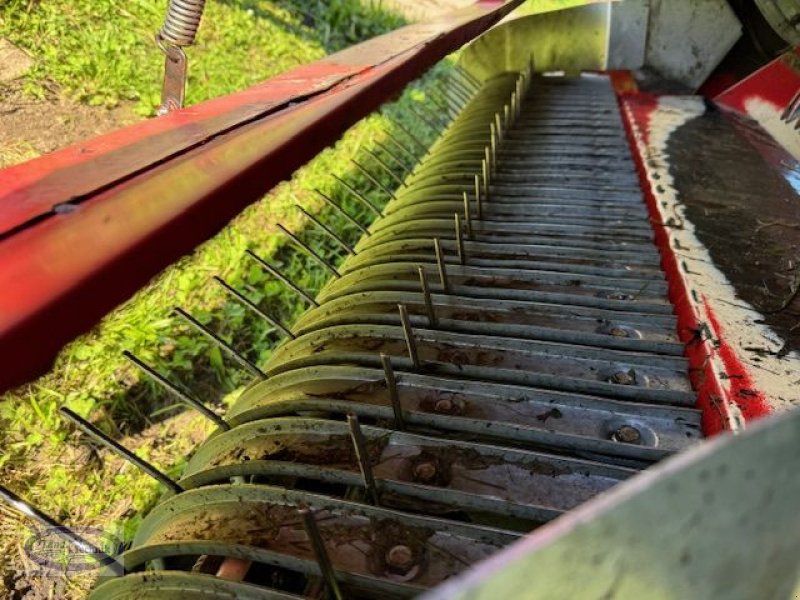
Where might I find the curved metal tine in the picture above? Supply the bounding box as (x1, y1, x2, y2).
(213, 276, 296, 340)
(364, 148, 406, 188)
(346, 413, 380, 506)
(299, 508, 344, 600)
(380, 353, 405, 431)
(454, 213, 465, 265)
(314, 189, 370, 236)
(294, 204, 356, 256)
(122, 350, 230, 431)
(494, 112, 504, 142)
(490, 122, 497, 170)
(418, 266, 437, 328)
(462, 192, 473, 238)
(504, 103, 511, 130)
(482, 156, 490, 199)
(448, 68, 479, 98)
(0, 485, 124, 575)
(374, 140, 411, 175)
(398, 304, 420, 370)
(438, 78, 471, 108)
(350, 159, 396, 203)
(276, 223, 341, 278)
(428, 86, 460, 119)
(382, 134, 418, 165)
(432, 81, 464, 114)
(433, 237, 450, 293)
(245, 249, 319, 307)
(173, 307, 266, 380)
(474, 174, 482, 220)
(383, 115, 429, 155)
(59, 407, 184, 494)
(331, 174, 382, 217)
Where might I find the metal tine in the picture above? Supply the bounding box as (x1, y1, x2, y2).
(482, 155, 490, 199)
(449, 67, 479, 97)
(299, 508, 344, 600)
(331, 174, 382, 217)
(59, 407, 184, 494)
(494, 112, 504, 142)
(417, 98, 452, 127)
(418, 266, 437, 328)
(490, 122, 497, 170)
(441, 76, 472, 107)
(408, 102, 447, 133)
(245, 249, 319, 308)
(374, 140, 411, 176)
(454, 213, 465, 265)
(505, 102, 511, 131)
(276, 223, 341, 279)
(346, 413, 380, 506)
(454, 64, 482, 90)
(213, 275, 297, 340)
(433, 237, 450, 293)
(383, 115, 429, 155)
(462, 191, 473, 237)
(474, 174, 482, 220)
(398, 304, 420, 370)
(434, 80, 467, 112)
(380, 353, 405, 431)
(0, 485, 124, 575)
(350, 159, 397, 204)
(314, 189, 370, 236)
(295, 204, 356, 256)
(364, 148, 406, 188)
(428, 86, 460, 120)
(382, 134, 418, 166)
(173, 307, 267, 380)
(122, 350, 230, 431)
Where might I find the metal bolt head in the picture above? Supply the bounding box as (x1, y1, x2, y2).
(609, 326, 630, 337)
(609, 370, 635, 385)
(385, 544, 416, 574)
(612, 425, 642, 444)
(412, 461, 438, 484)
(434, 399, 453, 413)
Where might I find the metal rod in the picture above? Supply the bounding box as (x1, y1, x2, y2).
(382, 134, 418, 165)
(314, 189, 370, 236)
(454, 64, 481, 90)
(346, 413, 379, 505)
(504, 103, 511, 130)
(449, 68, 478, 97)
(427, 87, 459, 120)
(462, 192, 473, 238)
(386, 116, 429, 154)
(490, 123, 497, 170)
(122, 350, 230, 430)
(439, 78, 471, 107)
(433, 237, 449, 293)
(482, 157, 490, 199)
(455, 213, 465, 265)
(418, 266, 437, 328)
(380, 353, 405, 431)
(398, 304, 420, 369)
(60, 407, 184, 494)
(277, 223, 341, 278)
(295, 204, 356, 256)
(0, 485, 124, 574)
(173, 307, 266, 379)
(245, 249, 319, 307)
(374, 140, 411, 175)
(474, 174, 482, 220)
(331, 174, 382, 217)
(364, 149, 406, 188)
(299, 508, 344, 600)
(495, 113, 503, 142)
(214, 276, 297, 339)
(408, 103, 444, 133)
(350, 159, 396, 203)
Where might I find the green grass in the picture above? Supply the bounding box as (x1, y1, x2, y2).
(0, 1, 454, 597)
(0, 0, 404, 114)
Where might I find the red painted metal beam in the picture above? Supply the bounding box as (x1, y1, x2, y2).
(0, 0, 523, 393)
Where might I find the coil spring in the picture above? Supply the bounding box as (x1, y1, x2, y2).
(158, 0, 207, 47)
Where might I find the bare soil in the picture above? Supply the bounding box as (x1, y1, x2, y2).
(0, 81, 135, 169)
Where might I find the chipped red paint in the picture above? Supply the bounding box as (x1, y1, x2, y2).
(702, 298, 771, 421)
(0, 0, 524, 392)
(606, 70, 638, 95)
(714, 48, 800, 116)
(617, 91, 771, 435)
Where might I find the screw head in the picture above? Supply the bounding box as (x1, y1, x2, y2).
(385, 545, 416, 574)
(609, 370, 635, 385)
(612, 425, 642, 444)
(609, 326, 629, 337)
(412, 461, 438, 484)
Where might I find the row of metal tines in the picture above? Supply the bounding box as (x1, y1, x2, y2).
(80, 67, 702, 599)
